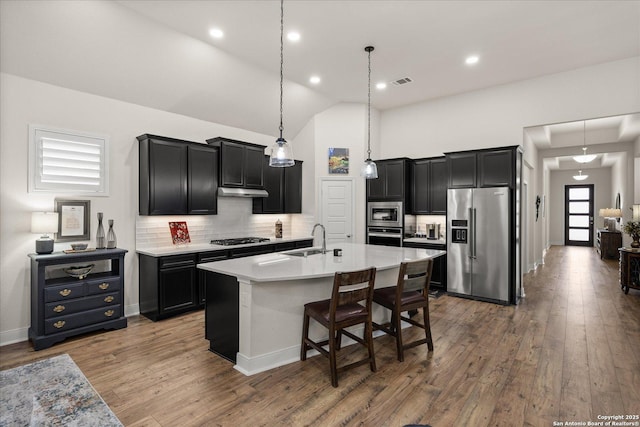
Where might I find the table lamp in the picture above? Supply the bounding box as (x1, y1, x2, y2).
(31, 212, 58, 254)
(600, 208, 622, 231)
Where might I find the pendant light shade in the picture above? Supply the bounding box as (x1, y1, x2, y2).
(361, 46, 378, 179)
(573, 121, 596, 164)
(573, 170, 588, 181)
(269, 0, 294, 167)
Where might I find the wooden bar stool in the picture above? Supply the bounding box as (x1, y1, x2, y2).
(372, 258, 434, 362)
(300, 267, 377, 387)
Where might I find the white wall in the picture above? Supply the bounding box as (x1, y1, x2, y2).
(0, 72, 301, 345)
(547, 168, 612, 246)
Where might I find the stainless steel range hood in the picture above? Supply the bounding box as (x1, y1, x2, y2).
(217, 187, 269, 198)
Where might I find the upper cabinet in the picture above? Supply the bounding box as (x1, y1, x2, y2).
(138, 134, 218, 215)
(206, 137, 265, 189)
(446, 146, 519, 189)
(253, 156, 303, 214)
(366, 158, 411, 205)
(412, 157, 447, 215)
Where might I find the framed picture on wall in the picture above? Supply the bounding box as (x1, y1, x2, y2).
(328, 148, 349, 174)
(54, 199, 90, 242)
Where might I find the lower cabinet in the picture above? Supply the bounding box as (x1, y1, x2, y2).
(138, 239, 313, 321)
(403, 242, 447, 291)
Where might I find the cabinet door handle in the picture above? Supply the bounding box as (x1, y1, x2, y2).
(53, 305, 65, 313)
(99, 283, 109, 290)
(59, 289, 72, 297)
(104, 310, 115, 317)
(53, 320, 66, 329)
(104, 296, 114, 303)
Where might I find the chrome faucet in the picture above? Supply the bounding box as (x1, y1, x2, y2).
(312, 223, 327, 254)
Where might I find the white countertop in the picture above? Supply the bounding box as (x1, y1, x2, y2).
(404, 237, 446, 245)
(198, 242, 446, 282)
(136, 235, 313, 257)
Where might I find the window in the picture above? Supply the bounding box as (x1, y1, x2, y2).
(29, 125, 109, 195)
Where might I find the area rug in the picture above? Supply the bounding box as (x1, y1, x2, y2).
(0, 353, 122, 426)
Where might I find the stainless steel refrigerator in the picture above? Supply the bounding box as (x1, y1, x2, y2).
(447, 187, 510, 303)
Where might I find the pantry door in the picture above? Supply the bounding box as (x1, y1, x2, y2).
(320, 178, 354, 245)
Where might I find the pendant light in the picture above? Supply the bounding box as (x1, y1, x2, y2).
(573, 170, 588, 181)
(360, 46, 378, 179)
(573, 121, 596, 164)
(269, 0, 294, 167)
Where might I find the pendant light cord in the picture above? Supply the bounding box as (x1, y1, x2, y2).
(367, 47, 372, 159)
(279, 0, 284, 140)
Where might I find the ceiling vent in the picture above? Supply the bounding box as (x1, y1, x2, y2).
(391, 77, 413, 86)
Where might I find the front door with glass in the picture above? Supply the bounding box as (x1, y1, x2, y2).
(564, 184, 594, 247)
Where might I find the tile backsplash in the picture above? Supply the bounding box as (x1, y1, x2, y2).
(136, 197, 315, 248)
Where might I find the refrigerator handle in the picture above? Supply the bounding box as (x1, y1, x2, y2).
(468, 207, 475, 259)
(472, 208, 477, 259)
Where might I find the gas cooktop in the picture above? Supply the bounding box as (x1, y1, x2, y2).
(210, 237, 270, 246)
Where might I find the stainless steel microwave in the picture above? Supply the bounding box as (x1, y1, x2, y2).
(367, 201, 403, 228)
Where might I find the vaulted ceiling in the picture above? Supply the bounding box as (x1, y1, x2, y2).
(1, 0, 639, 141)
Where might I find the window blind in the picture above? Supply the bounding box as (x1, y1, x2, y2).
(29, 126, 109, 194)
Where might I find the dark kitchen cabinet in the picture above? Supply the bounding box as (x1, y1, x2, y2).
(138, 239, 313, 321)
(139, 254, 199, 321)
(447, 152, 477, 189)
(188, 144, 219, 214)
(206, 137, 265, 189)
(253, 156, 303, 214)
(412, 157, 446, 215)
(446, 146, 518, 189)
(478, 149, 514, 188)
(138, 134, 219, 215)
(367, 158, 411, 205)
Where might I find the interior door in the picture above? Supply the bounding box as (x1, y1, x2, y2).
(320, 178, 354, 245)
(564, 184, 594, 247)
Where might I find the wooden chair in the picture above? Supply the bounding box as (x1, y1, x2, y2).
(372, 258, 434, 362)
(300, 267, 377, 387)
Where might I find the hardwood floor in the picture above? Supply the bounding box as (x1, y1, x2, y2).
(2, 246, 639, 426)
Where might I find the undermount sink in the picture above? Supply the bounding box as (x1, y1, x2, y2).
(287, 249, 326, 257)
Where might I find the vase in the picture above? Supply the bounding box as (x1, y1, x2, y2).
(96, 213, 105, 249)
(631, 234, 640, 249)
(106, 219, 117, 249)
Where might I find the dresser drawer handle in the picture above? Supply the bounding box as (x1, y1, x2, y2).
(104, 296, 114, 303)
(53, 305, 65, 313)
(99, 283, 110, 290)
(59, 289, 72, 297)
(53, 320, 66, 329)
(104, 310, 115, 317)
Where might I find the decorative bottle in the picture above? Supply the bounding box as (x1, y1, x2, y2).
(106, 219, 117, 249)
(96, 212, 106, 249)
(275, 219, 283, 238)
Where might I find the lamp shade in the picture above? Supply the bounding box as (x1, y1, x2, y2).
(601, 208, 622, 218)
(31, 212, 58, 234)
(633, 204, 640, 221)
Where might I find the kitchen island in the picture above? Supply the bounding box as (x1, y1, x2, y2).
(198, 242, 445, 375)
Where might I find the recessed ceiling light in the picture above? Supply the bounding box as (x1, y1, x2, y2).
(376, 82, 387, 90)
(209, 28, 224, 39)
(287, 31, 300, 42)
(309, 75, 321, 84)
(465, 55, 479, 65)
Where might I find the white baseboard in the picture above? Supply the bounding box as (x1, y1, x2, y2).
(0, 327, 29, 347)
(0, 303, 140, 348)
